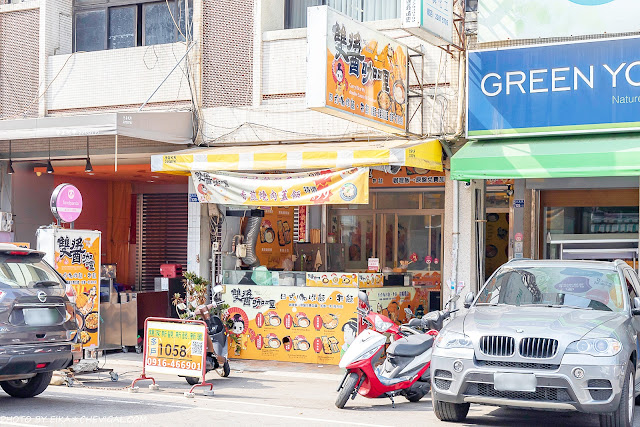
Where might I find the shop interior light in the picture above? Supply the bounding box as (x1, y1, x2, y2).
(7, 140, 13, 175)
(85, 136, 93, 173)
(46, 139, 54, 174)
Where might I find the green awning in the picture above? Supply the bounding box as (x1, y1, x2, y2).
(451, 133, 640, 180)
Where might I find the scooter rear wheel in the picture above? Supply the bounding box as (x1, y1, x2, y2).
(335, 372, 359, 409)
(217, 360, 231, 377)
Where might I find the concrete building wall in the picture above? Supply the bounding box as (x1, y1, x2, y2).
(0, 3, 40, 120)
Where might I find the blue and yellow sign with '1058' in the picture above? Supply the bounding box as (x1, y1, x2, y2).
(145, 321, 206, 377)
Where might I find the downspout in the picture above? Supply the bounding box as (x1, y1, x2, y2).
(451, 180, 459, 310)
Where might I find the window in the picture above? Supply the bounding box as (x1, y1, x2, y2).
(285, 0, 400, 29)
(73, 0, 192, 52)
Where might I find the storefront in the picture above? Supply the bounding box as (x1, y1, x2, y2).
(151, 138, 444, 364)
(452, 35, 640, 271)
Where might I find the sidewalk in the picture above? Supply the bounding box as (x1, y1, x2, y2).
(97, 351, 344, 382)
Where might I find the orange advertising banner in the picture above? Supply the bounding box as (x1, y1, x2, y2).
(54, 230, 101, 349)
(222, 285, 359, 364)
(256, 207, 294, 269)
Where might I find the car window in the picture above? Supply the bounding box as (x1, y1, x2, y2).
(623, 269, 640, 303)
(477, 266, 625, 312)
(0, 260, 62, 288)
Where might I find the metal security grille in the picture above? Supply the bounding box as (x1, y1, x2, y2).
(137, 193, 188, 291)
(519, 338, 559, 359)
(479, 336, 515, 357)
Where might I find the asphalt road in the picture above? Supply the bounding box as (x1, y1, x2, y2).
(0, 356, 638, 427)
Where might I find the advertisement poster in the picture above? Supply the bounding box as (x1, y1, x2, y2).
(192, 167, 369, 206)
(370, 167, 445, 188)
(54, 230, 101, 349)
(401, 0, 453, 45)
(307, 6, 408, 133)
(485, 213, 509, 278)
(468, 36, 640, 138)
(306, 272, 358, 287)
(222, 285, 358, 364)
(365, 286, 434, 325)
(478, 0, 640, 43)
(256, 207, 294, 269)
(412, 271, 441, 290)
(145, 320, 207, 377)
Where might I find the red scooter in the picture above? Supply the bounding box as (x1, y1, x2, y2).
(336, 292, 457, 408)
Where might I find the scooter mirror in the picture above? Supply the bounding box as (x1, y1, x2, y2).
(213, 285, 224, 294)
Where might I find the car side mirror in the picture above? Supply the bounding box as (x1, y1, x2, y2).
(464, 292, 475, 309)
(632, 297, 640, 315)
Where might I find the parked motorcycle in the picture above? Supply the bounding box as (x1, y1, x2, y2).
(182, 285, 231, 385)
(336, 291, 458, 408)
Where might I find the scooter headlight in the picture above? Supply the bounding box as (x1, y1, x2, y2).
(374, 316, 394, 333)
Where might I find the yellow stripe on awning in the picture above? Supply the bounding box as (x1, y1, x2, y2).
(151, 139, 443, 174)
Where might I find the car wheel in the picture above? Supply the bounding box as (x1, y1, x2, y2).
(335, 372, 359, 409)
(600, 361, 634, 427)
(433, 392, 470, 422)
(1, 372, 53, 398)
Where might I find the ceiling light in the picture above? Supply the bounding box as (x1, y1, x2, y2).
(46, 160, 54, 174)
(7, 161, 14, 175)
(85, 158, 93, 173)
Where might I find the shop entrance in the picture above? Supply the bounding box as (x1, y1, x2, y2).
(485, 182, 513, 278)
(540, 189, 639, 266)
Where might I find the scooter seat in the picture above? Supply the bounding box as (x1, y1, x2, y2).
(387, 334, 434, 357)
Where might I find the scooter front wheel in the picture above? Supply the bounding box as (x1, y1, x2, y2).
(335, 372, 359, 409)
(185, 376, 200, 386)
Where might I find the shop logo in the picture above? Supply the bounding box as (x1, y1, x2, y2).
(567, 0, 615, 5)
(339, 183, 358, 202)
(67, 189, 75, 199)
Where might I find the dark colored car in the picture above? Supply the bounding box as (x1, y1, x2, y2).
(0, 244, 81, 398)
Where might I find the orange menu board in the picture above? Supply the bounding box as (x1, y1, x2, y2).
(222, 285, 358, 364)
(54, 230, 101, 349)
(256, 207, 294, 269)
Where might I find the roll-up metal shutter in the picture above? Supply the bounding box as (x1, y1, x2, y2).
(137, 193, 188, 291)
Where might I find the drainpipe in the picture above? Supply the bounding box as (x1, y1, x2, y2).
(450, 180, 460, 311)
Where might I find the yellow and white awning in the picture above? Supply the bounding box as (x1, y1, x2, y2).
(151, 139, 442, 174)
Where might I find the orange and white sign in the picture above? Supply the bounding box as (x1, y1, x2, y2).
(307, 6, 409, 134)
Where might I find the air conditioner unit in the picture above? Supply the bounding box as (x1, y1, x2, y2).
(0, 212, 13, 232)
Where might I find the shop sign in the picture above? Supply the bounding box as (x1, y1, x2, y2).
(306, 6, 409, 134)
(401, 0, 453, 45)
(222, 285, 359, 364)
(256, 207, 294, 269)
(54, 230, 101, 349)
(468, 36, 640, 138)
(144, 320, 207, 377)
(365, 286, 435, 325)
(298, 206, 308, 242)
(478, 0, 638, 44)
(370, 167, 445, 188)
(191, 167, 369, 206)
(368, 257, 380, 272)
(50, 184, 83, 223)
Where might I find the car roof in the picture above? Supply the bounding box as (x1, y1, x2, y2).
(500, 258, 626, 271)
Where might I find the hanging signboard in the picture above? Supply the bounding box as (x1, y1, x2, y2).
(191, 167, 369, 206)
(478, 0, 640, 44)
(306, 6, 409, 134)
(401, 0, 453, 45)
(468, 36, 640, 138)
(50, 183, 83, 223)
(222, 285, 359, 364)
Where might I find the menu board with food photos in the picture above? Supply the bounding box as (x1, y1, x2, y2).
(256, 207, 294, 269)
(222, 285, 358, 364)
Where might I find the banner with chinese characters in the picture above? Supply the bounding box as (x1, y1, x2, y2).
(54, 230, 101, 349)
(256, 207, 294, 269)
(222, 285, 359, 364)
(144, 320, 207, 377)
(307, 6, 409, 134)
(192, 168, 369, 206)
(364, 286, 435, 325)
(370, 167, 445, 188)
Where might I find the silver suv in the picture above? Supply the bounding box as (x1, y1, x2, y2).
(0, 245, 80, 398)
(431, 259, 640, 427)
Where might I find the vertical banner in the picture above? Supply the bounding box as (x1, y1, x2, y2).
(222, 285, 358, 365)
(298, 206, 308, 242)
(257, 207, 294, 269)
(54, 230, 101, 349)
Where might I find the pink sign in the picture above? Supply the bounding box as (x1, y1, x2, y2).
(515, 232, 523, 242)
(50, 184, 83, 223)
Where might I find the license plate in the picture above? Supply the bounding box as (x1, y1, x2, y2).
(23, 308, 61, 326)
(494, 372, 537, 392)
